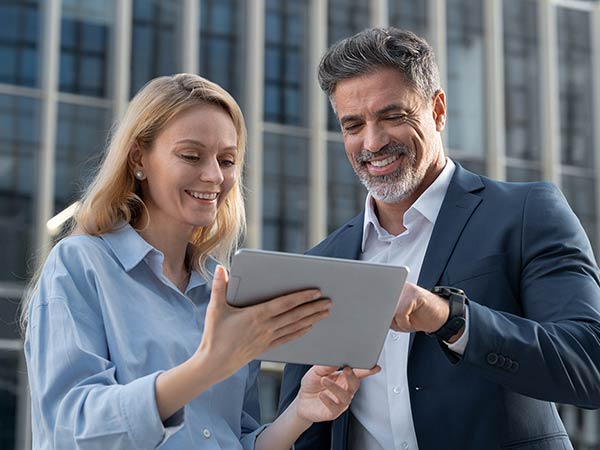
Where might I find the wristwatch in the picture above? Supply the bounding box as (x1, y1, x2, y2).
(427, 286, 467, 342)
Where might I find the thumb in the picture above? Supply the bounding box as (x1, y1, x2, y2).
(210, 265, 229, 306)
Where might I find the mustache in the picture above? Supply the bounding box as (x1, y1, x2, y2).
(355, 143, 411, 164)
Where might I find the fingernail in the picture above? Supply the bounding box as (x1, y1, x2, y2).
(313, 290, 322, 299)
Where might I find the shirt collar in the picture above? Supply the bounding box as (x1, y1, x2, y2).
(100, 222, 210, 289)
(361, 158, 456, 251)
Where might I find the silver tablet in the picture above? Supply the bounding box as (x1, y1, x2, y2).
(226, 249, 409, 369)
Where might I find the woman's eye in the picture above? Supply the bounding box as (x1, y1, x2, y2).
(180, 154, 200, 162)
(220, 160, 236, 167)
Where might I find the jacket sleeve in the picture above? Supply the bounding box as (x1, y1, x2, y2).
(461, 183, 600, 409)
(25, 252, 183, 450)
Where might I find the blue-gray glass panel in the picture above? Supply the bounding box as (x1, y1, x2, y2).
(262, 132, 308, 252)
(326, 0, 370, 131)
(130, 0, 180, 97)
(327, 140, 366, 232)
(557, 8, 594, 168)
(0, 0, 40, 87)
(389, 0, 428, 40)
(446, 0, 485, 157)
(503, 0, 541, 161)
(54, 103, 111, 214)
(199, 0, 245, 101)
(60, 3, 112, 97)
(264, 0, 308, 126)
(0, 95, 39, 283)
(562, 174, 597, 255)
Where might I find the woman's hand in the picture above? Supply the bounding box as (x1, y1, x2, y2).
(294, 365, 381, 423)
(195, 265, 332, 384)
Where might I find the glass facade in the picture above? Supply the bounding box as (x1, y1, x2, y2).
(0, 0, 599, 448)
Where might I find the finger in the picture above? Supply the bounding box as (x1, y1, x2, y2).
(259, 289, 324, 318)
(271, 299, 332, 331)
(209, 265, 229, 308)
(272, 308, 330, 340)
(269, 324, 313, 348)
(352, 365, 382, 380)
(322, 376, 353, 405)
(318, 391, 343, 414)
(310, 365, 339, 377)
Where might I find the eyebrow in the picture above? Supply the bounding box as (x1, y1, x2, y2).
(174, 139, 237, 152)
(339, 103, 406, 125)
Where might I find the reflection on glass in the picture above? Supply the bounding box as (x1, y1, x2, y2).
(0, 95, 39, 283)
(446, 0, 485, 157)
(557, 8, 594, 168)
(131, 0, 181, 97)
(0, 0, 39, 87)
(264, 0, 308, 126)
(389, 0, 428, 40)
(0, 350, 18, 450)
(327, 141, 366, 232)
(562, 174, 597, 253)
(262, 132, 308, 252)
(503, 0, 540, 162)
(199, 0, 245, 102)
(55, 103, 111, 214)
(506, 166, 541, 183)
(60, 0, 114, 97)
(326, 0, 370, 131)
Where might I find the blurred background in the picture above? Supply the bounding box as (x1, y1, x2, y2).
(0, 0, 599, 448)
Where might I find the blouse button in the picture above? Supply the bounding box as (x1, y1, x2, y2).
(203, 428, 211, 438)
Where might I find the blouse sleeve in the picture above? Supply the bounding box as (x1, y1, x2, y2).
(25, 244, 183, 450)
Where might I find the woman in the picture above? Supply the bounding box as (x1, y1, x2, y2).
(22, 73, 378, 449)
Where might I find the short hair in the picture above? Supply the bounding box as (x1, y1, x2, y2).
(318, 27, 441, 102)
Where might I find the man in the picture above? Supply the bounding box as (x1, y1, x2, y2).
(278, 27, 600, 450)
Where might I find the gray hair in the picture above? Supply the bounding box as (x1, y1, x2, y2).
(318, 27, 441, 102)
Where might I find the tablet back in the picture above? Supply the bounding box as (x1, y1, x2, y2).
(226, 249, 409, 369)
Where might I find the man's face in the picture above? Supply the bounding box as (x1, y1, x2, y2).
(332, 67, 446, 204)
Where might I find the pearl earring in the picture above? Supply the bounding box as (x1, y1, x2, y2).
(135, 170, 144, 180)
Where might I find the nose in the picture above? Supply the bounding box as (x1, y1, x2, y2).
(363, 123, 390, 153)
(200, 158, 224, 185)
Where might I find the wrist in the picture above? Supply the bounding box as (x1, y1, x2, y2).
(289, 396, 315, 431)
(427, 286, 467, 342)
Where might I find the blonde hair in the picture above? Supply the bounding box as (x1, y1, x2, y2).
(20, 73, 247, 331)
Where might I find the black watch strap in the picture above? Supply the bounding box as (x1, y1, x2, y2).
(427, 286, 467, 342)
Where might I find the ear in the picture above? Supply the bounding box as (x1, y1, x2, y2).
(431, 90, 446, 132)
(128, 142, 145, 173)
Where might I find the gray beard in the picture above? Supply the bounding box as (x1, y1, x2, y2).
(354, 144, 422, 203)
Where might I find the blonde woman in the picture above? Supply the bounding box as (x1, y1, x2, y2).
(23, 74, 378, 450)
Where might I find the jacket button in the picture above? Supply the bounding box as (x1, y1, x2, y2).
(510, 361, 520, 373)
(496, 355, 506, 367)
(487, 353, 498, 365)
(502, 357, 513, 370)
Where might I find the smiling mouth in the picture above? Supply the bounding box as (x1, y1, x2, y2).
(185, 190, 219, 200)
(368, 154, 400, 168)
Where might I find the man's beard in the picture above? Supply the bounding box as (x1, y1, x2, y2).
(353, 143, 422, 203)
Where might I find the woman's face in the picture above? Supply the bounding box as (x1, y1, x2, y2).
(134, 103, 238, 234)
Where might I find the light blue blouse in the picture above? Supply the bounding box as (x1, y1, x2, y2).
(25, 223, 264, 450)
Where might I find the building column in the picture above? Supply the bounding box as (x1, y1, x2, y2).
(35, 0, 62, 260)
(308, 0, 327, 246)
(182, 0, 199, 74)
(484, 0, 506, 180)
(113, 0, 132, 119)
(245, 0, 265, 248)
(539, 0, 561, 185)
(370, 0, 389, 28)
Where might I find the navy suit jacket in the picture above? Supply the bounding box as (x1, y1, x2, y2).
(279, 164, 600, 450)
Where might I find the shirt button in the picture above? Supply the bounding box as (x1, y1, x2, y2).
(392, 386, 402, 394)
(401, 441, 409, 449)
(203, 428, 211, 438)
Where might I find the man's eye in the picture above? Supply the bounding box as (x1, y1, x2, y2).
(343, 124, 361, 133)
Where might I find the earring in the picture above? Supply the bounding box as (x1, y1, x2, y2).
(135, 170, 144, 180)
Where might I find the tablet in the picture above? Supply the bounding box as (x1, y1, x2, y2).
(226, 249, 409, 369)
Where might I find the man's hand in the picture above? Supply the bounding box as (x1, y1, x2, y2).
(392, 282, 464, 343)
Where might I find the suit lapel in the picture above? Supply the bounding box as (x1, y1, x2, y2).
(417, 164, 484, 290)
(322, 212, 364, 260)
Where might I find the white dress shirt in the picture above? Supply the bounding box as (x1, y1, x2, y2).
(349, 158, 468, 450)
